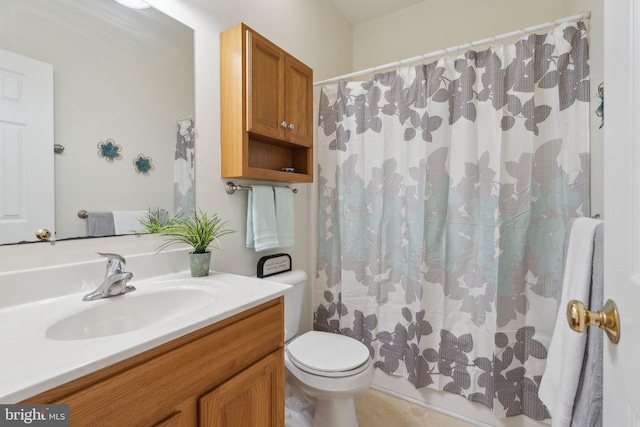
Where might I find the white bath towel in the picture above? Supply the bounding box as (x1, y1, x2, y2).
(113, 210, 147, 235)
(538, 217, 602, 427)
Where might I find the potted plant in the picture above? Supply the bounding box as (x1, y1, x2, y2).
(155, 208, 235, 277)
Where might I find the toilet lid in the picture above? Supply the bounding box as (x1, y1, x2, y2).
(286, 331, 370, 374)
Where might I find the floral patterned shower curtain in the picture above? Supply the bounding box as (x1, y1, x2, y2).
(174, 116, 195, 214)
(315, 22, 589, 420)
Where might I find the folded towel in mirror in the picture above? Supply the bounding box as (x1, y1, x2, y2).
(87, 212, 115, 237)
(113, 210, 147, 235)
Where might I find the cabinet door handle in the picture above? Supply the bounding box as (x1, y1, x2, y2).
(288, 123, 295, 130)
(280, 121, 288, 128)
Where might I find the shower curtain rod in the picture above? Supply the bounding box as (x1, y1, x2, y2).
(313, 10, 590, 87)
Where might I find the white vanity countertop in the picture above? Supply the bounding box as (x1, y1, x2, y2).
(0, 271, 289, 403)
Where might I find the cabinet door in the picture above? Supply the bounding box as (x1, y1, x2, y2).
(247, 30, 284, 140)
(284, 55, 313, 147)
(199, 350, 284, 427)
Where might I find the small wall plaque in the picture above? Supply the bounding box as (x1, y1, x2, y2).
(97, 139, 122, 162)
(257, 253, 291, 278)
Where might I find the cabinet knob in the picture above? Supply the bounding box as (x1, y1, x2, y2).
(288, 123, 295, 130)
(280, 121, 288, 128)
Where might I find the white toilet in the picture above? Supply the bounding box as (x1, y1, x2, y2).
(264, 270, 374, 427)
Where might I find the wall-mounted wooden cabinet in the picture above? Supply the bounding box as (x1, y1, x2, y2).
(221, 23, 313, 183)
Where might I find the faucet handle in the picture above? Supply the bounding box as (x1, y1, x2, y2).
(96, 252, 127, 273)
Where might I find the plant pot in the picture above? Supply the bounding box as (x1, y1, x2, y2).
(189, 252, 211, 277)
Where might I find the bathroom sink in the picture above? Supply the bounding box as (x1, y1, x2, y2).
(46, 287, 218, 340)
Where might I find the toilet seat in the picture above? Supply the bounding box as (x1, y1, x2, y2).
(286, 331, 371, 378)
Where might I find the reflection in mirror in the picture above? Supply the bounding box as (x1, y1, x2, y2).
(0, 0, 195, 245)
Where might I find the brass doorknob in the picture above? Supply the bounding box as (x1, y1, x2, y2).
(567, 299, 620, 344)
(36, 228, 52, 241)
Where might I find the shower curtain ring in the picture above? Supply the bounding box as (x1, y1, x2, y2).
(466, 41, 474, 52)
(437, 47, 447, 63)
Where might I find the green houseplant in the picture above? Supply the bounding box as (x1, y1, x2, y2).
(138, 208, 177, 234)
(154, 208, 235, 277)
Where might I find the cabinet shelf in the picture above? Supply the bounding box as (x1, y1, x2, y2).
(220, 23, 313, 183)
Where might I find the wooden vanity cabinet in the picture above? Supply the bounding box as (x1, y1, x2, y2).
(23, 298, 285, 427)
(221, 23, 313, 182)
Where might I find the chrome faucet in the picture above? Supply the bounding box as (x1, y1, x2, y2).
(83, 252, 135, 301)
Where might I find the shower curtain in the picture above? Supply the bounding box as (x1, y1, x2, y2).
(174, 116, 195, 214)
(315, 22, 589, 420)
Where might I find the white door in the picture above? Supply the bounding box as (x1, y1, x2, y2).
(0, 48, 54, 244)
(603, 1, 640, 425)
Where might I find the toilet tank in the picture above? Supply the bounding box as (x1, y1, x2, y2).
(260, 270, 307, 342)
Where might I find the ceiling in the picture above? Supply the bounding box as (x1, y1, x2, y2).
(330, 0, 425, 26)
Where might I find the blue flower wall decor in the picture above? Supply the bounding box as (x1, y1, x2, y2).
(97, 139, 122, 161)
(133, 154, 154, 175)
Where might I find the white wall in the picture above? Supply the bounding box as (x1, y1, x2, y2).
(146, 0, 353, 335)
(353, 0, 566, 71)
(349, 1, 603, 425)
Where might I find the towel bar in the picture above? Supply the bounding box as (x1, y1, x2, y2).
(225, 182, 298, 195)
(78, 210, 88, 219)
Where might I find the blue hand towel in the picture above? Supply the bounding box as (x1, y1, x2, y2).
(275, 186, 294, 247)
(246, 185, 279, 252)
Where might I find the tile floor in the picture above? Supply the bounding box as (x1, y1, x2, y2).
(355, 389, 476, 427)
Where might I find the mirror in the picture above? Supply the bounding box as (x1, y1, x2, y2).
(0, 0, 195, 244)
